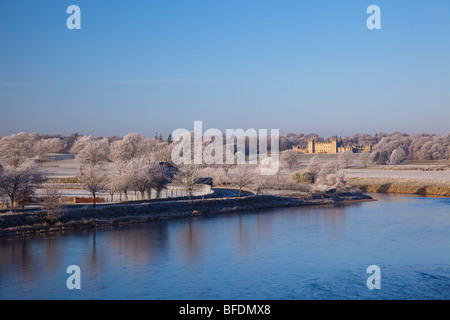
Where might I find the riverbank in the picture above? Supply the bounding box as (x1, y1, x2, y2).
(346, 178, 450, 197)
(0, 192, 372, 237)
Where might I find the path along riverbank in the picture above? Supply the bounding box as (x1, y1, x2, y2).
(0, 191, 372, 237)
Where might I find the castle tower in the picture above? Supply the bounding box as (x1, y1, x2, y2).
(307, 140, 315, 154)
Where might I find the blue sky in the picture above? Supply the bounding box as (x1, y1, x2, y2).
(0, 0, 449, 138)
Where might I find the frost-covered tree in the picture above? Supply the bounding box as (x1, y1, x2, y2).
(106, 177, 120, 202)
(372, 151, 389, 165)
(389, 148, 407, 165)
(0, 132, 36, 167)
(148, 162, 171, 199)
(79, 164, 108, 208)
(70, 135, 94, 154)
(289, 170, 314, 184)
(128, 157, 153, 200)
(252, 166, 269, 195)
(0, 161, 44, 209)
(34, 138, 66, 161)
(338, 151, 353, 168)
(317, 161, 345, 189)
(280, 150, 300, 172)
(171, 165, 201, 200)
(306, 155, 321, 184)
(201, 166, 227, 187)
(146, 140, 172, 163)
(77, 139, 110, 165)
(232, 164, 254, 198)
(109, 133, 149, 164)
(39, 181, 65, 219)
(359, 152, 372, 167)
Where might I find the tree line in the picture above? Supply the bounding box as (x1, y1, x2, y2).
(0, 131, 448, 214)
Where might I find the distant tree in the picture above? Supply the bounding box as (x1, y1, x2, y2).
(280, 150, 300, 172)
(127, 157, 153, 200)
(253, 165, 270, 195)
(389, 148, 407, 165)
(33, 138, 66, 161)
(167, 133, 173, 144)
(0, 132, 36, 167)
(232, 164, 254, 197)
(76, 139, 110, 165)
(79, 164, 108, 208)
(0, 161, 44, 209)
(372, 151, 389, 165)
(317, 162, 341, 185)
(171, 165, 201, 200)
(109, 133, 149, 164)
(306, 155, 321, 184)
(146, 140, 172, 163)
(70, 135, 93, 154)
(148, 163, 171, 199)
(359, 152, 372, 167)
(338, 151, 353, 168)
(317, 161, 345, 188)
(201, 166, 227, 187)
(39, 181, 65, 219)
(106, 177, 120, 202)
(289, 170, 314, 184)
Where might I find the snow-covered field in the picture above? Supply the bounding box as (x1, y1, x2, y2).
(42, 154, 117, 178)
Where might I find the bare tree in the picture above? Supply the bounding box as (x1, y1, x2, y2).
(79, 164, 108, 208)
(171, 165, 201, 200)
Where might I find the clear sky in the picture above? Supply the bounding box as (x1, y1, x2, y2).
(0, 0, 449, 138)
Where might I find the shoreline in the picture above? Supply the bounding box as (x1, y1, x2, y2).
(346, 178, 450, 197)
(0, 192, 372, 238)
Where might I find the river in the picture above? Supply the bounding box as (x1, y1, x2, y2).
(1, 193, 449, 300)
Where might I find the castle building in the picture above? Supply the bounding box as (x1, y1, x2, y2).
(293, 139, 372, 154)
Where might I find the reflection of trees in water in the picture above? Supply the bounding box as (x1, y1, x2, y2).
(173, 219, 205, 264)
(0, 240, 36, 286)
(235, 213, 275, 258)
(0, 236, 65, 289)
(104, 223, 170, 266)
(0, 223, 170, 289)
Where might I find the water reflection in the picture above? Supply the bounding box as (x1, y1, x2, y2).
(173, 219, 205, 264)
(0, 194, 449, 299)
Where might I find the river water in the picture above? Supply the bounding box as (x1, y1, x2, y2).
(1, 193, 449, 300)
